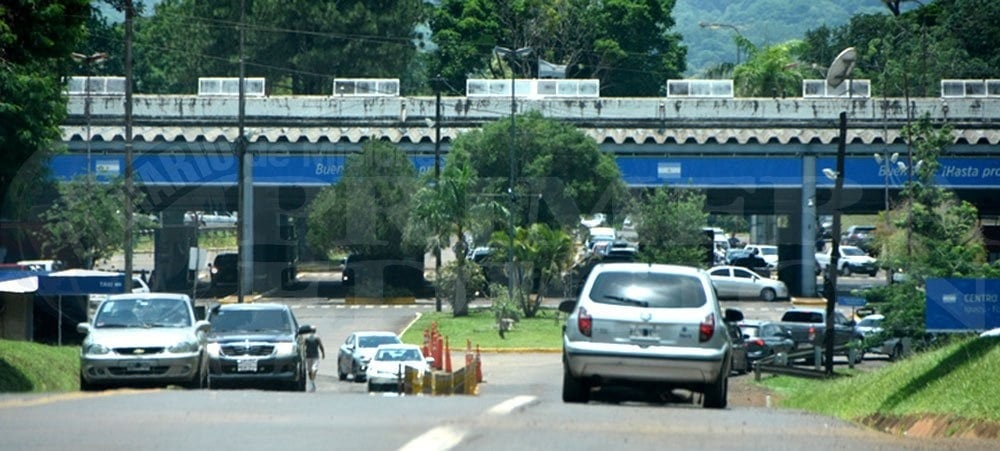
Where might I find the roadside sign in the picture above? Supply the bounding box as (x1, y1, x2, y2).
(926, 278, 1000, 332)
(837, 296, 867, 307)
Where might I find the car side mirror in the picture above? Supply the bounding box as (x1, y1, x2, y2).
(195, 320, 211, 334)
(558, 299, 577, 314)
(724, 308, 744, 323)
(77, 323, 92, 334)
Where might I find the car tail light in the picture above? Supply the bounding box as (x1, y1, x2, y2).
(808, 326, 816, 343)
(752, 338, 765, 347)
(699, 313, 715, 342)
(577, 306, 592, 337)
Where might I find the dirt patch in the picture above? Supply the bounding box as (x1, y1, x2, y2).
(861, 413, 1000, 441)
(728, 374, 779, 407)
(730, 375, 1000, 441)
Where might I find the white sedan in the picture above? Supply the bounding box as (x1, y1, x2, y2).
(365, 344, 432, 392)
(708, 265, 789, 302)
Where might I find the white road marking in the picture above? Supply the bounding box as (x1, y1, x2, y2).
(487, 395, 538, 416)
(398, 426, 465, 451)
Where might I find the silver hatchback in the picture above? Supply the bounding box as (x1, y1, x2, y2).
(559, 263, 743, 408)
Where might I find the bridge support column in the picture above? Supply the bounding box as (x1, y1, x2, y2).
(777, 156, 819, 298)
(153, 209, 196, 292)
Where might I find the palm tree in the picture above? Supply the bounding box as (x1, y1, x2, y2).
(407, 148, 496, 317)
(733, 40, 807, 98)
(490, 223, 576, 318)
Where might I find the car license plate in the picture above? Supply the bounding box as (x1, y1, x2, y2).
(629, 325, 658, 339)
(125, 361, 151, 372)
(237, 359, 257, 372)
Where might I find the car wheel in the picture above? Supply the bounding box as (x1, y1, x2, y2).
(760, 288, 777, 302)
(561, 364, 589, 403)
(79, 374, 100, 392)
(840, 265, 851, 276)
(703, 372, 728, 409)
(367, 381, 375, 392)
(869, 270, 878, 277)
(889, 343, 903, 361)
(353, 362, 366, 382)
(338, 365, 347, 381)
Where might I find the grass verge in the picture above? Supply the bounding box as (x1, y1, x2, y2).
(400, 307, 564, 351)
(0, 340, 79, 393)
(759, 336, 1000, 427)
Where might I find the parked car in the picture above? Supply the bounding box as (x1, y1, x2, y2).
(726, 322, 750, 375)
(337, 331, 402, 382)
(365, 344, 432, 392)
(854, 314, 910, 361)
(742, 244, 778, 270)
(708, 265, 789, 302)
(77, 292, 210, 390)
(738, 320, 796, 365)
(816, 245, 878, 277)
(728, 248, 771, 277)
(559, 263, 744, 408)
(842, 225, 877, 254)
(205, 303, 309, 390)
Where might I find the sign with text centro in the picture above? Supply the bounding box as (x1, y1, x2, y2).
(925, 278, 1000, 332)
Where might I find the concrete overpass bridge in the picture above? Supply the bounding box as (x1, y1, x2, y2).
(54, 92, 1000, 296)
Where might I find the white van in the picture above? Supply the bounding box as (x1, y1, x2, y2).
(17, 259, 64, 271)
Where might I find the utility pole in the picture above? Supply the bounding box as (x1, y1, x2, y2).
(123, 0, 134, 292)
(824, 112, 847, 375)
(236, 0, 252, 303)
(432, 75, 444, 312)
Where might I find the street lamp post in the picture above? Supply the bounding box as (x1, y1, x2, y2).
(699, 21, 744, 65)
(70, 52, 107, 179)
(493, 45, 532, 299)
(431, 74, 444, 312)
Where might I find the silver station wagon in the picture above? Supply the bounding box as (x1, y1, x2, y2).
(559, 263, 743, 408)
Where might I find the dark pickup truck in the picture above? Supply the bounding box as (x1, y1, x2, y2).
(779, 308, 862, 360)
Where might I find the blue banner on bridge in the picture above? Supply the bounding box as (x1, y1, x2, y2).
(50, 154, 1000, 189)
(925, 278, 1000, 332)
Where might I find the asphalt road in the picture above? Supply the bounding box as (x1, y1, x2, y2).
(2, 298, 993, 451)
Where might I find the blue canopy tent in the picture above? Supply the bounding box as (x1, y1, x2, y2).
(0, 269, 125, 344)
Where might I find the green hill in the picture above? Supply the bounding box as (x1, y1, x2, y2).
(674, 0, 904, 76)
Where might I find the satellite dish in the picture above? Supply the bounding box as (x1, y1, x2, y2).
(826, 47, 858, 89)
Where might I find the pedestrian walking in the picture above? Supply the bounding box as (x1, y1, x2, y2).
(304, 326, 325, 392)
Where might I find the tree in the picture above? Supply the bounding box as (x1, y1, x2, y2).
(37, 176, 140, 268)
(1, 0, 89, 225)
(732, 39, 806, 98)
(406, 147, 497, 316)
(305, 140, 420, 260)
(453, 111, 628, 232)
(865, 114, 996, 345)
(633, 185, 709, 267)
(489, 223, 575, 318)
(132, 0, 429, 94)
(800, 1, 1000, 98)
(429, 0, 686, 97)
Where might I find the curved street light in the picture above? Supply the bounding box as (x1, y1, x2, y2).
(493, 45, 532, 299)
(70, 52, 108, 179)
(699, 21, 745, 64)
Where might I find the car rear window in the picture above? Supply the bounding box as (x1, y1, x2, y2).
(782, 311, 823, 323)
(589, 271, 707, 308)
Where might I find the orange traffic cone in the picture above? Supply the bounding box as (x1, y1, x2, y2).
(475, 344, 483, 383)
(444, 337, 452, 373)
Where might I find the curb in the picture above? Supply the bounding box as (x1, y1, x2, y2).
(791, 297, 828, 306)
